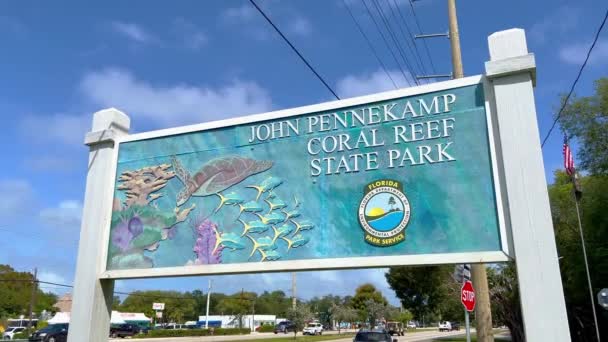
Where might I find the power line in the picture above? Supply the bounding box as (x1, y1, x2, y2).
(361, 0, 412, 86)
(385, 0, 427, 80)
(370, 0, 420, 85)
(247, 0, 340, 100)
(342, 0, 398, 89)
(388, 0, 429, 78)
(0, 278, 198, 301)
(408, 0, 437, 74)
(541, 7, 608, 148)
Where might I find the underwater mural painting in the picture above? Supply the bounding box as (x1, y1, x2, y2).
(107, 81, 507, 271)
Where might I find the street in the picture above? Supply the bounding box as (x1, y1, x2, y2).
(108, 329, 470, 342)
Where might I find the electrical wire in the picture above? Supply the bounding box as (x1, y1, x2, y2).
(248, 0, 340, 100)
(342, 0, 398, 89)
(541, 7, 608, 148)
(361, 0, 412, 86)
(408, 0, 437, 74)
(388, 0, 429, 78)
(370, 0, 420, 85)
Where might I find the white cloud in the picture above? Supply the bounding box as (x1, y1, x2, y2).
(223, 4, 257, 22)
(529, 6, 581, 43)
(336, 69, 406, 98)
(40, 200, 83, 229)
(19, 113, 90, 146)
(111, 21, 156, 44)
(288, 16, 312, 36)
(0, 179, 34, 219)
(80, 68, 273, 127)
(38, 270, 71, 293)
(559, 39, 608, 65)
(23, 155, 80, 173)
(172, 18, 208, 50)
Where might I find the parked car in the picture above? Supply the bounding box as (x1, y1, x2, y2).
(303, 322, 323, 335)
(3, 327, 26, 340)
(451, 322, 460, 331)
(385, 321, 405, 336)
(353, 329, 398, 342)
(28, 323, 69, 342)
(406, 321, 417, 329)
(274, 321, 296, 334)
(109, 324, 138, 338)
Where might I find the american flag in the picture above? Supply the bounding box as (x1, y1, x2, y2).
(563, 135, 575, 176)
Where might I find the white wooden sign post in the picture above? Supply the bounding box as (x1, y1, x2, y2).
(67, 109, 129, 342)
(67, 28, 571, 341)
(485, 28, 570, 341)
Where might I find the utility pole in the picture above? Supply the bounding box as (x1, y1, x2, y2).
(205, 279, 212, 329)
(291, 272, 297, 310)
(447, 1, 493, 341)
(28, 268, 37, 330)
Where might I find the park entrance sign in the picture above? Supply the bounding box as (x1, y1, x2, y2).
(101, 76, 510, 279)
(69, 29, 572, 342)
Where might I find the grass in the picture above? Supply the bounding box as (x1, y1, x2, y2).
(432, 329, 510, 341)
(223, 333, 355, 342)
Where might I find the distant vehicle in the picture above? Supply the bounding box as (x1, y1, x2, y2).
(353, 329, 398, 342)
(303, 322, 323, 335)
(8, 319, 38, 328)
(406, 321, 417, 329)
(28, 323, 69, 342)
(438, 321, 459, 332)
(385, 321, 405, 336)
(274, 321, 296, 334)
(3, 327, 26, 340)
(109, 324, 138, 338)
(438, 321, 452, 332)
(163, 324, 186, 330)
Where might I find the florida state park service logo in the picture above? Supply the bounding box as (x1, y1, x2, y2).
(358, 179, 410, 247)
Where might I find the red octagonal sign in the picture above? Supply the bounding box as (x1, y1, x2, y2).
(461, 280, 476, 312)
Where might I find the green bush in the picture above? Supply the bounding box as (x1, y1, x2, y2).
(14, 328, 35, 339)
(258, 325, 275, 332)
(143, 328, 250, 338)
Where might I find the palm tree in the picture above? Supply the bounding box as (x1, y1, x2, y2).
(388, 196, 396, 211)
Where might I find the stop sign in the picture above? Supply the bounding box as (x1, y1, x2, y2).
(461, 280, 476, 312)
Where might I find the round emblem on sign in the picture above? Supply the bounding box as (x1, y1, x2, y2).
(358, 179, 410, 247)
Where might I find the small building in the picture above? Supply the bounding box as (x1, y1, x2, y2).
(47, 311, 151, 329)
(197, 315, 283, 331)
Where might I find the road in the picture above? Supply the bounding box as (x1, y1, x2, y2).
(109, 329, 468, 342)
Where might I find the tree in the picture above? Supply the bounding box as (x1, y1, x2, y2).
(330, 304, 358, 334)
(385, 266, 456, 321)
(255, 291, 291, 316)
(363, 299, 387, 327)
(351, 284, 387, 311)
(216, 291, 255, 328)
(308, 295, 342, 328)
(487, 262, 524, 342)
(388, 196, 396, 210)
(558, 78, 608, 174)
(0, 265, 56, 318)
(286, 304, 313, 339)
(119, 290, 196, 323)
(548, 171, 608, 341)
(396, 310, 414, 325)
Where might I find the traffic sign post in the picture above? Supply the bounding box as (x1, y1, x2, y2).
(461, 280, 476, 342)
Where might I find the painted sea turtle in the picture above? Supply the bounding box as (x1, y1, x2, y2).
(172, 155, 273, 206)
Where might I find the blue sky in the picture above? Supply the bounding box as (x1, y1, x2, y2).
(1, 0, 606, 307)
